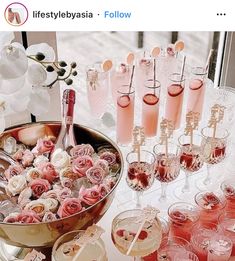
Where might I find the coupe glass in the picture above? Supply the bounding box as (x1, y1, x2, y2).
(153, 142, 180, 202)
(86, 63, 109, 119)
(111, 209, 162, 261)
(126, 150, 155, 208)
(175, 134, 204, 199)
(52, 230, 107, 261)
(197, 126, 229, 190)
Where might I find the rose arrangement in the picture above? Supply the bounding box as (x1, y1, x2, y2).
(2, 138, 120, 224)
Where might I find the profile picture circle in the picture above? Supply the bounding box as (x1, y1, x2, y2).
(4, 2, 28, 26)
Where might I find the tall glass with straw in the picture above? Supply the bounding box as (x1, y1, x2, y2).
(126, 127, 155, 208)
(174, 111, 204, 199)
(197, 104, 229, 190)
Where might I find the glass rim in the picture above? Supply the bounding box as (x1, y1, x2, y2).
(174, 250, 199, 260)
(159, 236, 190, 249)
(178, 133, 203, 146)
(201, 126, 229, 139)
(168, 72, 185, 83)
(112, 208, 144, 225)
(208, 235, 232, 252)
(191, 66, 208, 76)
(153, 142, 180, 154)
(194, 191, 227, 209)
(144, 79, 161, 89)
(117, 85, 135, 95)
(126, 149, 155, 164)
(167, 202, 199, 221)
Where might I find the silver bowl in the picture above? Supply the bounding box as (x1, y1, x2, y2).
(0, 122, 123, 248)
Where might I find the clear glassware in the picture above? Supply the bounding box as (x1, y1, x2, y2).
(165, 73, 185, 129)
(174, 250, 199, 261)
(157, 236, 191, 260)
(126, 150, 155, 208)
(153, 142, 180, 202)
(86, 62, 109, 119)
(198, 126, 229, 188)
(190, 223, 218, 261)
(220, 179, 235, 211)
(207, 234, 232, 261)
(168, 202, 199, 242)
(141, 79, 161, 138)
(116, 85, 135, 145)
(175, 134, 204, 199)
(218, 211, 235, 256)
(195, 191, 226, 225)
(52, 230, 107, 261)
(187, 67, 207, 119)
(111, 209, 162, 261)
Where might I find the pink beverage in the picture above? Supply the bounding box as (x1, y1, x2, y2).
(116, 86, 134, 145)
(141, 79, 160, 138)
(168, 202, 199, 242)
(187, 67, 207, 119)
(218, 212, 235, 256)
(220, 180, 235, 211)
(136, 52, 153, 99)
(190, 223, 218, 261)
(195, 192, 226, 225)
(174, 250, 199, 261)
(207, 235, 232, 261)
(110, 62, 131, 102)
(165, 73, 185, 129)
(86, 64, 109, 118)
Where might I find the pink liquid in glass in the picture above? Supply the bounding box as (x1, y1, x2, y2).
(142, 93, 159, 137)
(221, 183, 235, 211)
(165, 77, 185, 129)
(219, 217, 235, 256)
(187, 79, 205, 119)
(208, 236, 232, 261)
(116, 92, 134, 145)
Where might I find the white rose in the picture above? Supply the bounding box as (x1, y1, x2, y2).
(33, 155, 49, 167)
(6, 175, 27, 196)
(25, 199, 49, 217)
(43, 198, 59, 213)
(18, 187, 33, 208)
(26, 168, 42, 182)
(51, 149, 70, 169)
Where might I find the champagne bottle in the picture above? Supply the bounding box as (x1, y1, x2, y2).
(55, 89, 76, 153)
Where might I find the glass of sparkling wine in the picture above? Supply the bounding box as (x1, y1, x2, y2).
(135, 51, 154, 99)
(116, 85, 135, 145)
(86, 63, 109, 119)
(218, 211, 235, 256)
(153, 142, 180, 202)
(199, 126, 229, 186)
(207, 235, 232, 261)
(175, 134, 204, 199)
(110, 60, 132, 103)
(111, 209, 162, 261)
(165, 73, 185, 129)
(126, 150, 155, 208)
(187, 67, 207, 119)
(52, 230, 108, 261)
(141, 79, 161, 138)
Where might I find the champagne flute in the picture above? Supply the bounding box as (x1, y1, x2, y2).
(126, 150, 155, 208)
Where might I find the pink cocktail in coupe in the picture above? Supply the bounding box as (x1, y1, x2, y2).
(165, 73, 185, 129)
(116, 86, 135, 145)
(187, 67, 207, 119)
(220, 179, 235, 211)
(141, 79, 160, 138)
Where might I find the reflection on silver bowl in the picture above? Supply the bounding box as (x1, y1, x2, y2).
(0, 122, 123, 248)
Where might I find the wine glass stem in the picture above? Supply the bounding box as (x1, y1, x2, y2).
(159, 183, 167, 201)
(136, 191, 143, 208)
(182, 171, 190, 192)
(204, 164, 212, 185)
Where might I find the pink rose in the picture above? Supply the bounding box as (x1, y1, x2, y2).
(42, 211, 57, 222)
(13, 149, 24, 161)
(86, 166, 105, 184)
(94, 159, 109, 174)
(79, 185, 101, 206)
(56, 187, 72, 202)
(17, 210, 41, 223)
(3, 213, 19, 223)
(41, 189, 58, 200)
(70, 144, 94, 158)
(99, 151, 116, 166)
(103, 175, 116, 190)
(61, 178, 73, 189)
(4, 164, 24, 180)
(39, 162, 58, 183)
(22, 149, 34, 167)
(18, 187, 33, 208)
(30, 178, 51, 198)
(33, 138, 55, 154)
(57, 198, 83, 218)
(97, 184, 109, 198)
(72, 155, 93, 177)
